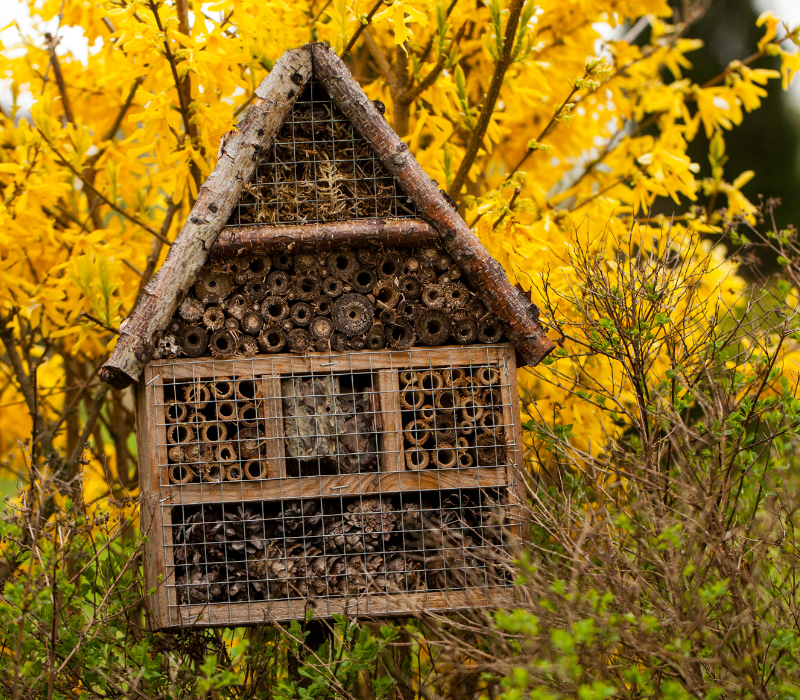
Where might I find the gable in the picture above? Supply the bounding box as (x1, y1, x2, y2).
(99, 43, 552, 391)
(226, 78, 417, 228)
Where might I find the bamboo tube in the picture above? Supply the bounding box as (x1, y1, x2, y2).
(434, 446, 457, 469)
(212, 378, 235, 399)
(457, 451, 474, 468)
(165, 400, 188, 423)
(434, 390, 458, 411)
(405, 449, 430, 471)
(399, 369, 415, 387)
(225, 463, 243, 481)
(419, 404, 435, 422)
(200, 422, 228, 443)
(238, 402, 260, 427)
(216, 442, 238, 463)
(459, 397, 485, 424)
(400, 387, 425, 411)
(201, 464, 224, 483)
(244, 460, 268, 480)
(418, 370, 444, 395)
(442, 368, 467, 388)
(476, 366, 500, 387)
(168, 464, 195, 485)
(238, 427, 263, 459)
(216, 400, 237, 421)
(166, 424, 195, 445)
(403, 419, 431, 446)
(235, 377, 263, 400)
(481, 387, 502, 407)
(182, 382, 210, 408)
(457, 419, 475, 436)
(479, 410, 503, 435)
(181, 443, 213, 463)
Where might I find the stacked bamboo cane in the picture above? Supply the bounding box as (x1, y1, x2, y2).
(399, 365, 506, 471)
(154, 245, 505, 361)
(165, 377, 271, 485)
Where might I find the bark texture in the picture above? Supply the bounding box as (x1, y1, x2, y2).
(99, 49, 313, 389)
(310, 43, 553, 368)
(213, 219, 436, 253)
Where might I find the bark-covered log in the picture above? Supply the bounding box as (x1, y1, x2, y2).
(99, 49, 313, 389)
(310, 43, 553, 368)
(214, 219, 437, 253)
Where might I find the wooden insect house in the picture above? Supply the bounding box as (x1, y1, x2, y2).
(100, 44, 554, 628)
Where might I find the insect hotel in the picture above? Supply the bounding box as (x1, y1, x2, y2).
(99, 43, 554, 628)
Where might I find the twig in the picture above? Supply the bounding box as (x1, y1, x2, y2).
(491, 186, 521, 229)
(312, 0, 333, 25)
(341, 0, 384, 57)
(40, 136, 170, 244)
(447, 0, 525, 200)
(507, 79, 582, 179)
(66, 384, 110, 469)
(44, 33, 74, 125)
(79, 312, 120, 335)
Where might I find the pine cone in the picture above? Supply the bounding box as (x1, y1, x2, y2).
(329, 555, 369, 596)
(277, 500, 322, 538)
(327, 497, 397, 553)
(218, 505, 267, 555)
(373, 554, 423, 592)
(177, 565, 224, 604)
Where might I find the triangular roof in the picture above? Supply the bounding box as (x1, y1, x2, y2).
(99, 43, 553, 390)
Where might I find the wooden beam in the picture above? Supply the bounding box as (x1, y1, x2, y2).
(310, 43, 554, 368)
(157, 466, 511, 505)
(99, 48, 314, 389)
(213, 219, 437, 253)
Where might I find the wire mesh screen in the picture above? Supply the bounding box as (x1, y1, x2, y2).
(399, 365, 506, 471)
(152, 347, 514, 487)
(226, 78, 417, 227)
(143, 345, 521, 626)
(167, 489, 513, 624)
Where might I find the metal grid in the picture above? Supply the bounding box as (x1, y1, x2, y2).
(399, 365, 507, 471)
(154, 349, 513, 486)
(168, 489, 512, 623)
(145, 345, 520, 625)
(226, 78, 417, 227)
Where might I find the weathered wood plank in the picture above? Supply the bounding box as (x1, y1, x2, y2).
(136, 376, 162, 626)
(164, 587, 517, 627)
(158, 466, 510, 504)
(376, 370, 403, 472)
(100, 49, 314, 389)
(310, 42, 554, 369)
(501, 345, 526, 538)
(150, 344, 506, 380)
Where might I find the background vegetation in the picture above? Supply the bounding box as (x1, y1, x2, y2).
(1, 0, 799, 697)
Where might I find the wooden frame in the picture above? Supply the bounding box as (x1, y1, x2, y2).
(138, 343, 525, 629)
